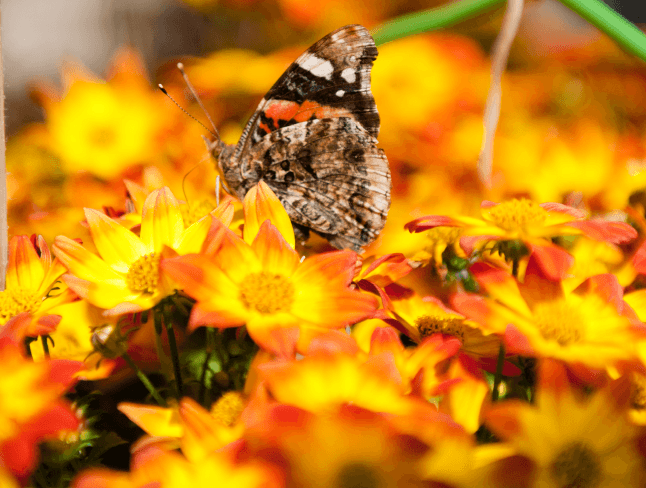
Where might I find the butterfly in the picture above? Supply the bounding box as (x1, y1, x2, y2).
(208, 24, 391, 252)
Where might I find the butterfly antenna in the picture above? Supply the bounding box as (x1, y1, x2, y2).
(157, 83, 218, 139)
(177, 62, 221, 142)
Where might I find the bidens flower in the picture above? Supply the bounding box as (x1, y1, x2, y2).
(53, 187, 213, 315)
(163, 219, 377, 354)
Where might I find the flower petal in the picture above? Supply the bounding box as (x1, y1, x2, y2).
(252, 221, 299, 276)
(53, 236, 125, 284)
(243, 181, 295, 248)
(85, 208, 146, 272)
(6, 236, 45, 292)
(140, 187, 184, 253)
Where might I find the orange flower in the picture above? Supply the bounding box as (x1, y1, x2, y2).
(453, 255, 646, 381)
(406, 199, 636, 279)
(163, 220, 377, 354)
(0, 235, 76, 336)
(0, 321, 81, 481)
(53, 187, 214, 315)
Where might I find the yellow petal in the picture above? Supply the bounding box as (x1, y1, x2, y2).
(53, 236, 125, 284)
(140, 187, 184, 253)
(243, 181, 295, 249)
(118, 402, 184, 438)
(176, 215, 212, 255)
(85, 208, 146, 272)
(6, 235, 45, 292)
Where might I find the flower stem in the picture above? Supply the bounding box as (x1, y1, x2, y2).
(41, 335, 51, 358)
(371, 0, 646, 64)
(199, 327, 217, 405)
(491, 343, 506, 402)
(122, 352, 167, 407)
(371, 0, 505, 45)
(162, 308, 183, 399)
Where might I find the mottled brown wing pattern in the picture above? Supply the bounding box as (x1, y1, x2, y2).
(213, 24, 391, 251)
(233, 118, 390, 251)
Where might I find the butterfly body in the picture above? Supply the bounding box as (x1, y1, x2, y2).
(210, 25, 391, 252)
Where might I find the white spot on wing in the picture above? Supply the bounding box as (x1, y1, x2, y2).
(299, 55, 334, 80)
(336, 90, 345, 97)
(341, 68, 356, 83)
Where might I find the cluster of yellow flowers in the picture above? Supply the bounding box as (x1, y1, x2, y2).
(4, 16, 646, 488)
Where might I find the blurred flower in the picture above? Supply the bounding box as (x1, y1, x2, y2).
(53, 187, 213, 315)
(407, 198, 636, 279)
(72, 444, 282, 488)
(453, 256, 646, 382)
(0, 235, 76, 336)
(0, 324, 81, 481)
(33, 49, 172, 180)
(485, 360, 646, 487)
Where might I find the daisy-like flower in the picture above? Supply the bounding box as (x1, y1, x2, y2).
(485, 360, 646, 488)
(406, 199, 637, 279)
(453, 255, 646, 382)
(0, 235, 76, 336)
(0, 320, 81, 481)
(53, 187, 214, 315)
(163, 219, 377, 354)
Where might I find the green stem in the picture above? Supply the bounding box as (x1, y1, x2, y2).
(371, 0, 646, 63)
(558, 0, 646, 61)
(491, 343, 506, 402)
(511, 257, 520, 278)
(122, 352, 167, 407)
(372, 0, 505, 45)
(162, 308, 183, 398)
(199, 328, 217, 405)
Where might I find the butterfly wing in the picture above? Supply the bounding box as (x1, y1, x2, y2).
(238, 117, 390, 251)
(233, 24, 381, 160)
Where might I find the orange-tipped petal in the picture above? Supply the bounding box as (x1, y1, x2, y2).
(6, 236, 45, 292)
(53, 236, 125, 283)
(85, 208, 146, 271)
(140, 187, 184, 253)
(566, 220, 637, 244)
(252, 221, 300, 276)
(243, 181, 295, 248)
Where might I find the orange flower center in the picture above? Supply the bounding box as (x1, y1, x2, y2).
(550, 442, 601, 488)
(0, 288, 41, 323)
(211, 391, 245, 427)
(487, 199, 547, 231)
(239, 272, 294, 314)
(126, 253, 161, 294)
(181, 200, 216, 228)
(532, 300, 583, 346)
(415, 315, 466, 343)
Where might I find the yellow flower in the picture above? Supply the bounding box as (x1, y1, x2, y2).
(485, 360, 646, 487)
(0, 235, 76, 336)
(53, 187, 212, 315)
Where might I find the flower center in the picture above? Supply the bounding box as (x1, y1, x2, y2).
(532, 300, 584, 346)
(0, 288, 41, 323)
(239, 272, 294, 314)
(415, 315, 466, 343)
(181, 200, 216, 228)
(550, 442, 601, 488)
(211, 391, 245, 427)
(88, 127, 117, 147)
(126, 253, 161, 294)
(425, 226, 463, 245)
(335, 463, 380, 488)
(487, 199, 548, 232)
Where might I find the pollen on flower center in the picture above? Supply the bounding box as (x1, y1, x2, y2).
(126, 253, 161, 294)
(532, 300, 584, 346)
(550, 442, 601, 488)
(487, 199, 548, 231)
(415, 315, 466, 343)
(0, 288, 41, 322)
(211, 391, 245, 427)
(239, 272, 294, 314)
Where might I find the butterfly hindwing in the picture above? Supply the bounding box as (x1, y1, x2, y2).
(233, 24, 380, 160)
(235, 117, 390, 251)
